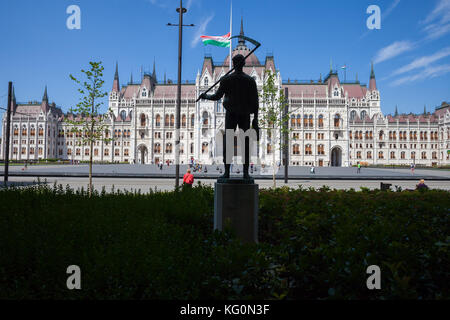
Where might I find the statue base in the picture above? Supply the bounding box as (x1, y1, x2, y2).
(214, 179, 259, 243)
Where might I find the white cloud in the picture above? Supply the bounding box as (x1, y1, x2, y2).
(373, 41, 415, 64)
(391, 47, 450, 76)
(422, 0, 450, 39)
(391, 64, 450, 86)
(384, 0, 402, 19)
(191, 14, 214, 48)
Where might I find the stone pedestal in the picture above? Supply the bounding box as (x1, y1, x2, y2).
(214, 178, 259, 243)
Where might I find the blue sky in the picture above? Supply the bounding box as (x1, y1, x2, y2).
(1, 0, 450, 128)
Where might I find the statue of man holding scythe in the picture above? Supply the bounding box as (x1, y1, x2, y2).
(199, 53, 259, 180)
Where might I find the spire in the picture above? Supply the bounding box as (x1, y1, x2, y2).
(114, 62, 119, 80)
(237, 16, 246, 48)
(12, 86, 16, 105)
(164, 71, 167, 84)
(152, 58, 157, 83)
(112, 62, 120, 92)
(370, 62, 375, 78)
(41, 85, 49, 113)
(319, 73, 322, 82)
(42, 85, 48, 102)
(369, 61, 377, 91)
(355, 72, 359, 83)
(330, 58, 333, 72)
(395, 105, 398, 117)
(130, 72, 133, 84)
(423, 105, 427, 115)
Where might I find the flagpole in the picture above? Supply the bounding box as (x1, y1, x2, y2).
(229, 0, 232, 71)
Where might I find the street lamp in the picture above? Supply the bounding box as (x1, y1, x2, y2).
(167, 0, 194, 189)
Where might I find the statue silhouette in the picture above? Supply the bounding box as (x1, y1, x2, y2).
(200, 54, 259, 179)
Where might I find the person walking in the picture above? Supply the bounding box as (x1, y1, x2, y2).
(411, 163, 415, 175)
(183, 168, 194, 188)
(357, 162, 361, 174)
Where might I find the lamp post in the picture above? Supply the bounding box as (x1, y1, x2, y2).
(167, 0, 194, 189)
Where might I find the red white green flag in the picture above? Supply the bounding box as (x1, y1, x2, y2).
(200, 32, 231, 48)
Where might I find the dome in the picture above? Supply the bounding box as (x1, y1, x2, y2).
(223, 47, 261, 67)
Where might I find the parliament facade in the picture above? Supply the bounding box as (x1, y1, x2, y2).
(1, 28, 450, 167)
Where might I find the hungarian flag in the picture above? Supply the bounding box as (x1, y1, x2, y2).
(200, 32, 231, 48)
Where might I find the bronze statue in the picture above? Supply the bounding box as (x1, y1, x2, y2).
(200, 54, 259, 180)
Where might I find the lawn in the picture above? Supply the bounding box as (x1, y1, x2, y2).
(0, 183, 448, 299)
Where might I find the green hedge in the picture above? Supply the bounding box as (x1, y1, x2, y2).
(0, 184, 448, 299)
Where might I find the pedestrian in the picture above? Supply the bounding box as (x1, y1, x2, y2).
(357, 162, 361, 174)
(183, 168, 194, 188)
(411, 163, 415, 175)
(416, 179, 428, 191)
(310, 165, 315, 174)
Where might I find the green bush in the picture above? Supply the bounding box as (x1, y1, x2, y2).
(0, 184, 448, 299)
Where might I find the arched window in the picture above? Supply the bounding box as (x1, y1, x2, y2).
(202, 111, 209, 126)
(166, 143, 173, 154)
(165, 114, 170, 127)
(411, 151, 416, 159)
(120, 110, 127, 121)
(155, 114, 161, 127)
(390, 151, 396, 159)
(350, 110, 357, 121)
(291, 115, 296, 128)
(182, 114, 187, 128)
(378, 151, 384, 159)
(191, 114, 195, 128)
(317, 144, 325, 155)
(204, 77, 208, 86)
(401, 152, 405, 159)
(154, 143, 161, 154)
(296, 115, 302, 128)
(318, 114, 324, 128)
(334, 114, 341, 128)
(305, 144, 312, 155)
(360, 110, 367, 120)
(379, 130, 384, 140)
(140, 113, 146, 127)
(421, 152, 427, 159)
(367, 151, 372, 159)
(303, 115, 308, 127)
(170, 114, 175, 127)
(292, 144, 300, 155)
(308, 115, 313, 127)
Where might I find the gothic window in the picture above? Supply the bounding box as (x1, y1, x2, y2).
(334, 114, 341, 128)
(191, 114, 195, 128)
(155, 114, 161, 127)
(170, 114, 175, 127)
(292, 144, 300, 155)
(318, 114, 324, 128)
(202, 111, 209, 126)
(120, 110, 127, 121)
(360, 110, 367, 120)
(204, 77, 208, 86)
(165, 114, 170, 127)
(140, 113, 146, 127)
(350, 110, 357, 121)
(182, 114, 187, 128)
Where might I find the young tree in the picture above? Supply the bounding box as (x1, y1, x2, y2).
(258, 69, 291, 188)
(66, 61, 111, 197)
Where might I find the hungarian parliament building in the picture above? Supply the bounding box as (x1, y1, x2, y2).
(1, 31, 450, 167)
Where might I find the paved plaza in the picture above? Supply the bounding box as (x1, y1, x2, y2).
(1, 163, 449, 192)
(1, 163, 450, 180)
